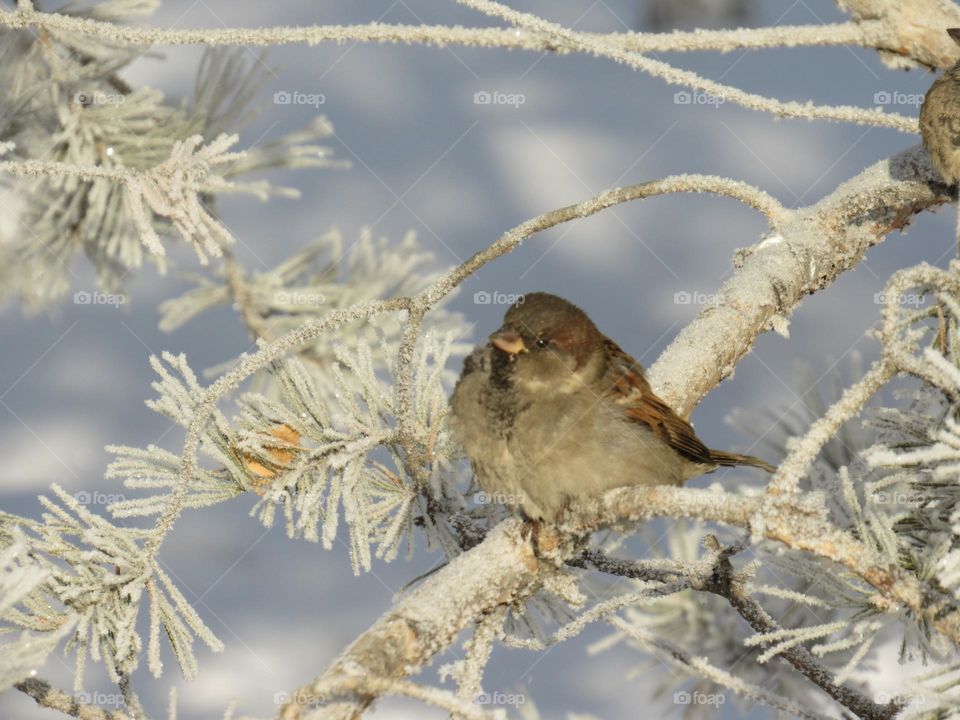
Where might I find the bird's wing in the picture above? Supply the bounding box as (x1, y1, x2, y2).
(601, 336, 716, 466)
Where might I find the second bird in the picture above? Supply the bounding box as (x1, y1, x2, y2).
(449, 292, 774, 523)
(920, 28, 960, 186)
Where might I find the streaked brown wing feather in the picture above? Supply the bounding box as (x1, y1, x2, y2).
(601, 337, 715, 466)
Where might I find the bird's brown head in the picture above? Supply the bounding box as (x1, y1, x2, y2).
(487, 292, 606, 392)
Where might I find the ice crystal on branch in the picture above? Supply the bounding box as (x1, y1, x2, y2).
(159, 228, 470, 392)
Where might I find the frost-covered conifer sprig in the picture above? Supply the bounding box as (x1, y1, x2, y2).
(159, 228, 471, 392)
(0, 484, 223, 693)
(107, 329, 459, 574)
(0, 530, 77, 693)
(0, 0, 342, 309)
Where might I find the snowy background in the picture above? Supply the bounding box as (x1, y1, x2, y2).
(0, 0, 951, 717)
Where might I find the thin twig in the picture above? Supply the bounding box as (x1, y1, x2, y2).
(456, 0, 918, 133)
(15, 678, 133, 720)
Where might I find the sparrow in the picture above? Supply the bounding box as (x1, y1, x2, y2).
(449, 292, 774, 524)
(921, 29, 960, 186)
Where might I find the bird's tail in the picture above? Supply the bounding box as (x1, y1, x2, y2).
(708, 449, 776, 473)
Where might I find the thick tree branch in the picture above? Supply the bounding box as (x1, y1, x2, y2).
(650, 144, 950, 418)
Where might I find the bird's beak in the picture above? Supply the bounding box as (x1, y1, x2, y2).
(949, 28, 960, 45)
(490, 329, 528, 355)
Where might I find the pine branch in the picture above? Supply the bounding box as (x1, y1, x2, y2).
(698, 542, 901, 720)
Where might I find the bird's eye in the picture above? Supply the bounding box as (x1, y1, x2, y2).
(535, 337, 549, 348)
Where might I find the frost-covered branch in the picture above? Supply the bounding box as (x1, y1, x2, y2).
(0, 8, 951, 68)
(608, 617, 833, 720)
(652, 144, 950, 418)
(456, 0, 918, 133)
(15, 677, 133, 720)
(314, 675, 500, 720)
(766, 359, 895, 497)
(0, 135, 243, 263)
(693, 540, 899, 720)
